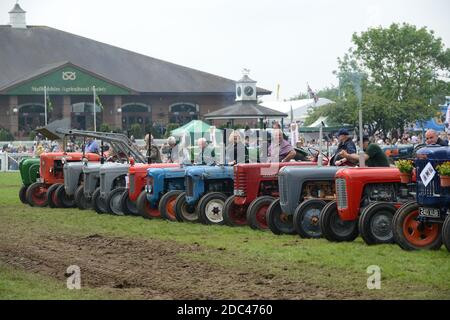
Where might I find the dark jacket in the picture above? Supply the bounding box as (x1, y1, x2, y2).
(436, 137, 449, 146)
(330, 137, 357, 166)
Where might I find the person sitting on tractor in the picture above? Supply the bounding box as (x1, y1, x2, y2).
(339, 136, 390, 167)
(144, 133, 162, 163)
(330, 128, 357, 166)
(195, 137, 216, 165)
(225, 130, 248, 165)
(268, 129, 297, 163)
(166, 136, 190, 164)
(425, 129, 449, 146)
(85, 138, 99, 153)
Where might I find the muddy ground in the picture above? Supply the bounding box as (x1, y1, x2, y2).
(0, 228, 360, 299)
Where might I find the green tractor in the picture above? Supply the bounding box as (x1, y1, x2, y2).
(18, 157, 41, 204)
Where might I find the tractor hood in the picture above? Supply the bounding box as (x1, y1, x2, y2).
(417, 145, 450, 161)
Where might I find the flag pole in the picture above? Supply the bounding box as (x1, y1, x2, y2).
(44, 86, 48, 126)
(93, 85, 97, 132)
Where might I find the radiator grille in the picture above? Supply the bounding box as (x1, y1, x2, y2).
(336, 178, 348, 209)
(129, 174, 135, 195)
(279, 174, 289, 206)
(186, 176, 194, 197)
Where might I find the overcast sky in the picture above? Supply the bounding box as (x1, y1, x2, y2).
(1, 0, 449, 101)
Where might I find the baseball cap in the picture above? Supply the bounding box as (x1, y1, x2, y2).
(336, 128, 349, 136)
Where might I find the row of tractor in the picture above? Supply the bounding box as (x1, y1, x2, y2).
(18, 129, 450, 252)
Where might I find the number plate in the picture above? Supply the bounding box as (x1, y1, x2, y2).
(419, 207, 440, 218)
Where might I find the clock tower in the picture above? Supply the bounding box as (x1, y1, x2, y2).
(235, 69, 257, 102)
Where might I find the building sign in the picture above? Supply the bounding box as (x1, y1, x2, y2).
(6, 66, 131, 95)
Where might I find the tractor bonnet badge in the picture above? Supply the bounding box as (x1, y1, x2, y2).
(62, 71, 76, 81)
(420, 162, 436, 188)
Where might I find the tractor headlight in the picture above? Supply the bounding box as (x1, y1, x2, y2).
(234, 189, 246, 197)
(61, 157, 67, 165)
(82, 158, 88, 166)
(146, 177, 153, 194)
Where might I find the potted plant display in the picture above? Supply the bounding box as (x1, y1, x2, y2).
(395, 160, 414, 184)
(436, 161, 450, 187)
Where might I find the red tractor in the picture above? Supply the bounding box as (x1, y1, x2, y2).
(26, 152, 100, 207)
(223, 161, 318, 230)
(319, 167, 415, 245)
(119, 162, 179, 216)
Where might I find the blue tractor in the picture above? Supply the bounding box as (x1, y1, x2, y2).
(174, 165, 234, 225)
(393, 145, 450, 251)
(136, 166, 187, 220)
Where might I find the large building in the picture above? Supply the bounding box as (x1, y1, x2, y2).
(0, 4, 270, 139)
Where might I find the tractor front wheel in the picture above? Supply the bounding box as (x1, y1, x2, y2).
(393, 202, 442, 251)
(47, 183, 62, 208)
(247, 196, 275, 231)
(92, 187, 108, 214)
(319, 201, 359, 242)
(120, 190, 138, 216)
(136, 190, 160, 219)
(358, 202, 395, 245)
(19, 185, 28, 204)
(223, 196, 247, 227)
(74, 185, 92, 210)
(107, 187, 127, 215)
(159, 190, 183, 221)
(293, 199, 326, 239)
(442, 215, 450, 252)
(56, 184, 76, 208)
(197, 192, 227, 225)
(26, 182, 48, 207)
(267, 199, 296, 235)
(175, 192, 198, 223)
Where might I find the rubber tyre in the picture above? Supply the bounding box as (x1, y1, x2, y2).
(55, 184, 76, 208)
(19, 185, 28, 204)
(106, 187, 127, 215)
(119, 190, 138, 216)
(293, 199, 326, 239)
(74, 185, 92, 210)
(92, 187, 108, 214)
(247, 196, 275, 230)
(319, 200, 359, 242)
(136, 190, 160, 219)
(392, 201, 442, 251)
(267, 199, 296, 235)
(26, 182, 48, 207)
(358, 202, 395, 245)
(47, 183, 62, 208)
(197, 192, 227, 225)
(159, 190, 183, 221)
(442, 215, 450, 252)
(222, 195, 247, 227)
(175, 192, 198, 223)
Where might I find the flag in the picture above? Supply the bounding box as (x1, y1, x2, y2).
(95, 93, 103, 110)
(307, 83, 319, 103)
(46, 90, 53, 112)
(276, 84, 280, 101)
(290, 105, 294, 122)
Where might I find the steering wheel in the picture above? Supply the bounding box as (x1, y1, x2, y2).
(306, 147, 330, 164)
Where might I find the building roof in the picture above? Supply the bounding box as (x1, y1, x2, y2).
(9, 3, 26, 13)
(204, 101, 287, 119)
(0, 25, 271, 95)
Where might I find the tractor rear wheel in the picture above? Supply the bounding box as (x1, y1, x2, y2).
(197, 192, 227, 225)
(92, 187, 108, 214)
(136, 190, 160, 219)
(442, 215, 450, 252)
(393, 202, 442, 251)
(119, 190, 138, 216)
(56, 184, 76, 208)
(293, 199, 326, 239)
(74, 185, 92, 210)
(319, 201, 359, 242)
(159, 190, 183, 221)
(247, 196, 275, 231)
(358, 202, 395, 245)
(47, 183, 62, 208)
(223, 196, 247, 227)
(26, 182, 48, 207)
(107, 187, 127, 215)
(267, 199, 296, 235)
(175, 192, 198, 223)
(19, 185, 28, 204)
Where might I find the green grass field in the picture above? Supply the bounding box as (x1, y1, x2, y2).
(0, 172, 449, 300)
